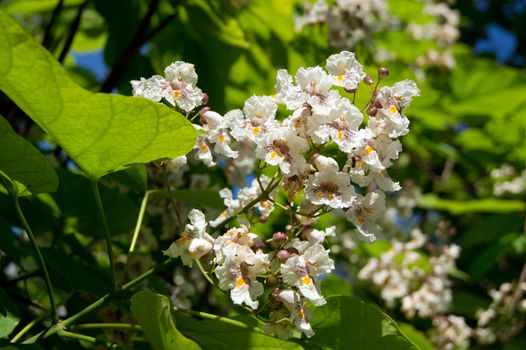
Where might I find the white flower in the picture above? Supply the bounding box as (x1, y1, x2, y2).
(280, 242, 334, 305)
(131, 61, 204, 112)
(326, 51, 365, 90)
(201, 110, 238, 159)
(256, 126, 308, 176)
(278, 290, 315, 337)
(346, 190, 386, 242)
(227, 97, 279, 143)
(304, 165, 354, 208)
(296, 66, 340, 115)
(166, 155, 187, 172)
(214, 228, 269, 309)
(164, 209, 214, 267)
(309, 98, 365, 152)
(305, 226, 336, 244)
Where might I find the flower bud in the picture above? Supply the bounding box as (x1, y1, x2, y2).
(345, 87, 357, 94)
(367, 106, 378, 116)
(201, 92, 209, 105)
(276, 249, 290, 262)
(251, 238, 266, 252)
(198, 107, 211, 118)
(378, 66, 389, 80)
(311, 154, 339, 172)
(271, 287, 283, 303)
(272, 231, 287, 248)
(286, 247, 299, 256)
(266, 276, 278, 286)
(259, 215, 268, 223)
(364, 75, 374, 85)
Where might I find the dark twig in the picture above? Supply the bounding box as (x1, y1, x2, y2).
(99, 0, 176, 92)
(58, 0, 89, 63)
(42, 0, 64, 49)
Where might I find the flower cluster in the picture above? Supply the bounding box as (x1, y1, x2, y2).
(474, 281, 526, 344)
(295, 0, 395, 49)
(428, 315, 472, 350)
(132, 52, 419, 338)
(358, 229, 460, 319)
(490, 164, 526, 196)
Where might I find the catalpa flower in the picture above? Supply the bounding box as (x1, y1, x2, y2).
(226, 96, 279, 143)
(201, 110, 238, 159)
(131, 61, 204, 112)
(309, 98, 364, 152)
(255, 126, 308, 176)
(164, 209, 214, 267)
(304, 163, 354, 209)
(346, 190, 386, 242)
(326, 50, 366, 91)
(280, 242, 334, 305)
(278, 290, 315, 337)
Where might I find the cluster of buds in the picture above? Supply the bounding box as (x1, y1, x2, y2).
(358, 229, 460, 319)
(131, 51, 419, 338)
(295, 0, 395, 49)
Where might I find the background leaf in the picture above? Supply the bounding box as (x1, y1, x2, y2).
(0, 116, 58, 195)
(130, 291, 201, 350)
(306, 296, 417, 350)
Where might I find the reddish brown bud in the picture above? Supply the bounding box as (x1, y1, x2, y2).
(272, 232, 287, 248)
(277, 250, 290, 263)
(201, 93, 209, 105)
(367, 106, 378, 116)
(364, 75, 374, 85)
(378, 67, 389, 80)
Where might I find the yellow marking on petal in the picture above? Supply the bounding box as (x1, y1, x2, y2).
(261, 201, 269, 208)
(389, 105, 398, 114)
(177, 236, 189, 244)
(364, 206, 373, 214)
(297, 309, 305, 319)
(252, 126, 260, 136)
(337, 75, 344, 82)
(173, 90, 181, 98)
(365, 146, 374, 155)
(329, 193, 336, 200)
(235, 277, 246, 288)
(271, 93, 277, 99)
(270, 151, 277, 159)
(219, 134, 225, 143)
(302, 276, 312, 285)
(357, 215, 365, 225)
(200, 142, 209, 153)
(316, 191, 325, 198)
(337, 130, 343, 140)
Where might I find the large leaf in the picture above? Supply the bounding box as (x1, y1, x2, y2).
(130, 291, 201, 350)
(0, 11, 199, 180)
(306, 296, 417, 350)
(418, 194, 526, 214)
(174, 312, 303, 350)
(0, 116, 58, 195)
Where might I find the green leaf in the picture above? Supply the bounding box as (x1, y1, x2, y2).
(0, 116, 58, 196)
(149, 189, 224, 209)
(174, 312, 303, 350)
(0, 0, 84, 14)
(307, 296, 417, 350)
(417, 194, 526, 214)
(0, 11, 199, 180)
(398, 323, 435, 350)
(130, 291, 201, 350)
(0, 290, 19, 339)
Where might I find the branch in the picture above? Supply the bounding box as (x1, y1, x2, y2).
(58, 0, 89, 63)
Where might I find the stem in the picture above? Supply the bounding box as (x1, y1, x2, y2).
(196, 259, 215, 286)
(120, 191, 150, 286)
(11, 313, 48, 343)
(91, 181, 117, 292)
(42, 0, 64, 48)
(211, 180, 280, 234)
(12, 196, 58, 323)
(58, 0, 89, 63)
(162, 166, 183, 230)
(57, 330, 120, 349)
(182, 309, 265, 333)
(75, 323, 141, 331)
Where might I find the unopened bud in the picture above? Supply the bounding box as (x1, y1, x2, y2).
(201, 93, 209, 105)
(259, 215, 268, 223)
(266, 276, 278, 286)
(345, 87, 357, 94)
(272, 232, 287, 248)
(364, 75, 374, 85)
(198, 107, 211, 118)
(251, 238, 266, 252)
(367, 106, 378, 116)
(277, 250, 290, 262)
(286, 247, 299, 256)
(271, 288, 283, 303)
(378, 67, 389, 80)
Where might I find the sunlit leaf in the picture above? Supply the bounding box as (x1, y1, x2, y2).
(0, 11, 200, 180)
